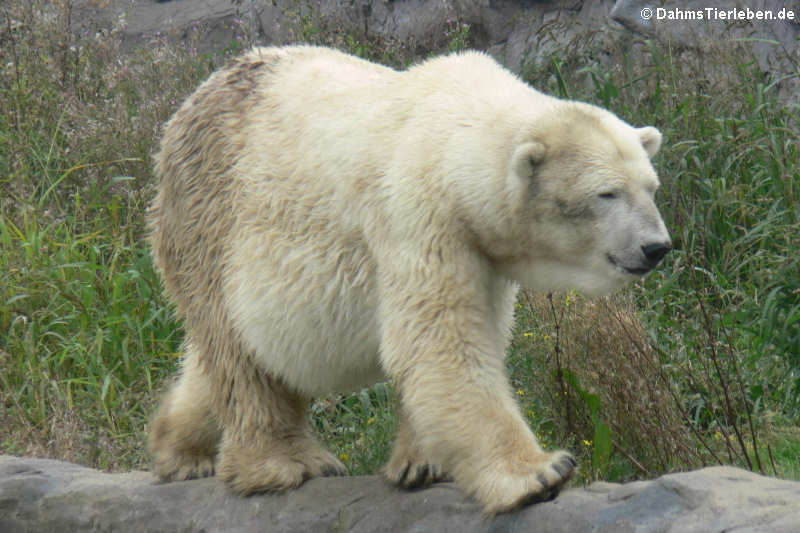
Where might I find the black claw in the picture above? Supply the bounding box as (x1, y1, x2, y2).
(518, 491, 540, 507)
(552, 461, 569, 478)
(415, 464, 430, 486)
(543, 487, 559, 502)
(518, 484, 559, 508)
(537, 473, 550, 489)
(553, 455, 577, 478)
(397, 463, 411, 486)
(395, 462, 448, 489)
(322, 464, 346, 477)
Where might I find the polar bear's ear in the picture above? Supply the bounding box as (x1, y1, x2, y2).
(638, 127, 662, 158)
(510, 141, 546, 179)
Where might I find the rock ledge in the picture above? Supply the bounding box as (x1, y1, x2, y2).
(1, 455, 799, 532)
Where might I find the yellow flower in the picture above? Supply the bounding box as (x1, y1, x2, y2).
(339, 453, 349, 461)
(523, 332, 534, 338)
(516, 389, 525, 396)
(565, 290, 575, 308)
(583, 439, 593, 446)
(367, 416, 375, 425)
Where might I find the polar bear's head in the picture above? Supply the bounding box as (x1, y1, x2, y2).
(489, 103, 671, 296)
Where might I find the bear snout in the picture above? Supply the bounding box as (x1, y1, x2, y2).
(607, 240, 670, 276)
(641, 241, 671, 268)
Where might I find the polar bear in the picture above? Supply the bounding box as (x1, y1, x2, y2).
(147, 45, 671, 514)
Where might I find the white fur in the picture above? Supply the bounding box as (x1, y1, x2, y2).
(152, 45, 670, 514)
(222, 47, 669, 393)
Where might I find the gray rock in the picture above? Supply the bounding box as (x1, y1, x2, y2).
(72, 1, 798, 73)
(1, 455, 799, 532)
(610, 0, 799, 73)
(69, 0, 798, 102)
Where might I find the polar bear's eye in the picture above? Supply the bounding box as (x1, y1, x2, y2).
(598, 192, 618, 200)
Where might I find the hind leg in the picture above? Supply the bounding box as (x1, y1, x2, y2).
(149, 342, 221, 481)
(214, 349, 347, 494)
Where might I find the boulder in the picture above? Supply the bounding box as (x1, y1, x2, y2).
(1, 455, 799, 532)
(610, 0, 799, 78)
(69, 0, 798, 103)
(72, 1, 798, 68)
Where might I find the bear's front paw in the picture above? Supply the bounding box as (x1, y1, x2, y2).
(384, 456, 449, 489)
(475, 450, 577, 515)
(384, 427, 449, 489)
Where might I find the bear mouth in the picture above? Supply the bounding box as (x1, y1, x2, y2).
(607, 254, 651, 276)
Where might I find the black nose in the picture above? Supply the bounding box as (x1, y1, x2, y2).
(641, 242, 671, 266)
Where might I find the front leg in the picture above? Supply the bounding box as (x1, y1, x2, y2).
(384, 409, 448, 489)
(377, 246, 576, 514)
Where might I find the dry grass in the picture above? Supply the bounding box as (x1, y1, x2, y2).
(510, 292, 701, 481)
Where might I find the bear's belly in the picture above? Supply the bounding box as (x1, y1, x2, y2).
(249, 298, 383, 395)
(222, 231, 383, 396)
(252, 299, 384, 396)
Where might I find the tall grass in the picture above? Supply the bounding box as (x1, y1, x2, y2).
(0, 210, 181, 468)
(1, 0, 798, 482)
(1, 0, 214, 468)
(517, 37, 799, 480)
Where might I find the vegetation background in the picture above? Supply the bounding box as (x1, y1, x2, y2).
(1, 0, 798, 486)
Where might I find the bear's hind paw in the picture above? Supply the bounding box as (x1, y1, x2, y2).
(218, 438, 347, 495)
(152, 452, 215, 482)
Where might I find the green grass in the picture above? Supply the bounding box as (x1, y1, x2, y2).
(0, 0, 211, 469)
(1, 0, 799, 484)
(313, 383, 396, 475)
(0, 209, 181, 468)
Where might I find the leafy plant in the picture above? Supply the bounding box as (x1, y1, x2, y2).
(560, 368, 613, 478)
